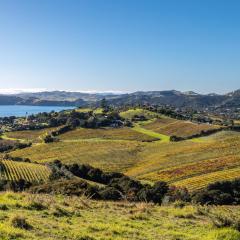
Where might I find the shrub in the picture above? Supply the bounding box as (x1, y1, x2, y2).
(98, 187, 122, 200)
(43, 134, 55, 143)
(0, 204, 8, 210)
(193, 179, 240, 205)
(11, 216, 32, 230)
(166, 186, 191, 203)
(53, 206, 72, 217)
(45, 161, 169, 203)
(27, 201, 47, 211)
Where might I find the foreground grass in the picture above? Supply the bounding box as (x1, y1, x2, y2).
(0, 192, 239, 240)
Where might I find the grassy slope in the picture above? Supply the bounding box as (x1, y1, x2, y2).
(132, 124, 170, 142)
(76, 107, 103, 114)
(119, 108, 161, 119)
(4, 127, 58, 143)
(0, 192, 239, 240)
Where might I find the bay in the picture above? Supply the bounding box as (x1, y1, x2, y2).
(0, 105, 74, 117)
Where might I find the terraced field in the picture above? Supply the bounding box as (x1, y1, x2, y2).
(0, 160, 51, 182)
(143, 118, 221, 138)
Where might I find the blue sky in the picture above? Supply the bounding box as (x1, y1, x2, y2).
(0, 0, 239, 94)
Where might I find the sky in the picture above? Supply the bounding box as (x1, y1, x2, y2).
(0, 0, 239, 94)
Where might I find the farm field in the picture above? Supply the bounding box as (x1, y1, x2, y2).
(143, 118, 221, 138)
(9, 122, 240, 191)
(126, 131, 240, 190)
(59, 127, 157, 142)
(10, 140, 144, 172)
(0, 192, 239, 240)
(174, 166, 240, 191)
(0, 160, 51, 182)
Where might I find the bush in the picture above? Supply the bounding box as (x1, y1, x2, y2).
(43, 134, 55, 143)
(6, 179, 32, 192)
(166, 186, 191, 203)
(46, 161, 169, 203)
(0, 204, 8, 210)
(193, 179, 240, 205)
(27, 201, 47, 211)
(99, 187, 122, 200)
(11, 216, 32, 230)
(53, 206, 72, 217)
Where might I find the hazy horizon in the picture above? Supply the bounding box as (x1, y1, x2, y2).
(0, 87, 239, 95)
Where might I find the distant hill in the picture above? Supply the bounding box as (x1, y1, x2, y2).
(103, 90, 229, 108)
(16, 91, 120, 102)
(0, 95, 23, 105)
(0, 89, 240, 110)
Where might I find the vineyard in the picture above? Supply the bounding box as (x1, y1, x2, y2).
(59, 127, 157, 142)
(126, 131, 240, 190)
(173, 166, 240, 191)
(0, 160, 51, 182)
(5, 107, 240, 191)
(143, 118, 221, 138)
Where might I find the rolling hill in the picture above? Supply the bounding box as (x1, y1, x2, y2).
(6, 108, 240, 191)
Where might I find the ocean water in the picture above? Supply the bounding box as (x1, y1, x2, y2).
(0, 105, 74, 117)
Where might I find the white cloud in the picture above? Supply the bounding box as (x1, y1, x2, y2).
(0, 88, 127, 95)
